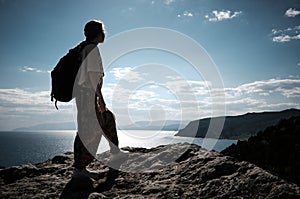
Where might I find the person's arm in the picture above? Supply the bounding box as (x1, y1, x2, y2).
(89, 72, 107, 112)
(97, 77, 107, 112)
(85, 44, 107, 112)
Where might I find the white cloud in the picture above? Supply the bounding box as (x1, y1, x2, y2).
(21, 66, 50, 73)
(110, 67, 143, 83)
(178, 11, 193, 18)
(205, 10, 242, 22)
(271, 29, 280, 35)
(164, 0, 175, 5)
(0, 88, 49, 106)
(184, 12, 193, 17)
(221, 79, 300, 115)
(227, 78, 300, 98)
(271, 25, 300, 43)
(285, 8, 300, 18)
(272, 34, 300, 43)
(276, 86, 300, 98)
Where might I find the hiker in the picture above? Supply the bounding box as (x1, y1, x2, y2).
(72, 20, 122, 179)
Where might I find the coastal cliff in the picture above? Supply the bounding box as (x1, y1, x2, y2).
(222, 116, 300, 187)
(176, 109, 300, 140)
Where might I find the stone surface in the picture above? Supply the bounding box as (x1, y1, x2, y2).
(1, 143, 299, 198)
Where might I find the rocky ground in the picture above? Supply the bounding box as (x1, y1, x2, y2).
(1, 143, 300, 199)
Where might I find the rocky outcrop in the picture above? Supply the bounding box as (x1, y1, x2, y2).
(222, 116, 300, 187)
(1, 143, 300, 198)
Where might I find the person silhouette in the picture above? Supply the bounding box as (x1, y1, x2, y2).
(72, 20, 125, 179)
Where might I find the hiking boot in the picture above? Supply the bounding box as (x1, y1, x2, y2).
(72, 168, 100, 180)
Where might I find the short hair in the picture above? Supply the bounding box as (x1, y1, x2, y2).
(84, 20, 105, 41)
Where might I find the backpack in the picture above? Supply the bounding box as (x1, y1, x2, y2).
(50, 41, 92, 109)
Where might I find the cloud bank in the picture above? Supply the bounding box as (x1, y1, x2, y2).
(0, 78, 299, 130)
(0, 88, 74, 130)
(109, 67, 143, 83)
(271, 25, 300, 43)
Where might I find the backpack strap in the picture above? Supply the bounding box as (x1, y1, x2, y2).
(54, 100, 58, 110)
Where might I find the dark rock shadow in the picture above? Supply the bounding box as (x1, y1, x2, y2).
(95, 167, 119, 193)
(60, 167, 120, 198)
(60, 177, 94, 199)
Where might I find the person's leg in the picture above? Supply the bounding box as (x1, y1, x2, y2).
(95, 80, 120, 154)
(105, 111, 120, 154)
(73, 88, 101, 170)
(73, 88, 103, 180)
(99, 110, 129, 164)
(96, 109, 120, 154)
(73, 133, 95, 169)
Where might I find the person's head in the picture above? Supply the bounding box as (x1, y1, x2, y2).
(84, 20, 105, 43)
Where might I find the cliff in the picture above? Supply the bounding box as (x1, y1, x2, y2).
(175, 108, 300, 140)
(222, 116, 300, 187)
(1, 143, 299, 198)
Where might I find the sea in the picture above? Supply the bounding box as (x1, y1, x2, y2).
(0, 130, 237, 167)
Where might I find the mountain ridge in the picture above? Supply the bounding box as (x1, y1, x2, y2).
(175, 108, 300, 140)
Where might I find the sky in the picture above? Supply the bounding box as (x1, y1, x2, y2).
(0, 0, 299, 130)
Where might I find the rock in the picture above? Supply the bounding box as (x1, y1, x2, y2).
(88, 192, 107, 199)
(0, 143, 299, 198)
(60, 177, 94, 198)
(52, 153, 73, 164)
(0, 164, 39, 184)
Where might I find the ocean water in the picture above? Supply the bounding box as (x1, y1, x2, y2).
(0, 130, 237, 167)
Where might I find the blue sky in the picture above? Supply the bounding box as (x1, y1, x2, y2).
(0, 0, 299, 130)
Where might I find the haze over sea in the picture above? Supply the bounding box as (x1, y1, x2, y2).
(0, 130, 236, 167)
